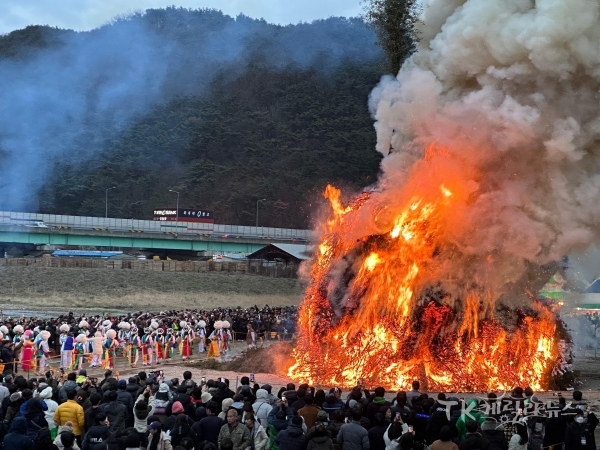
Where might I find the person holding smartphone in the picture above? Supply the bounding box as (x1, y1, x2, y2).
(337, 409, 369, 449)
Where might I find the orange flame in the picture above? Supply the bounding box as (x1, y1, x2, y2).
(289, 158, 558, 391)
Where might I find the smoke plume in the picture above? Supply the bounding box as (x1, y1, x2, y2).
(365, 0, 600, 304)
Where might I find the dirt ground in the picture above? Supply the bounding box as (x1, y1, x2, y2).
(0, 266, 304, 313)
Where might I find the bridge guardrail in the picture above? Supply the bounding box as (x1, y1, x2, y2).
(0, 211, 311, 241)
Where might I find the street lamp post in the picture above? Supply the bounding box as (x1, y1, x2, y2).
(105, 186, 116, 218)
(169, 189, 180, 232)
(256, 198, 266, 228)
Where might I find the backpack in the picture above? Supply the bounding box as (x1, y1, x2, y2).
(154, 398, 169, 415)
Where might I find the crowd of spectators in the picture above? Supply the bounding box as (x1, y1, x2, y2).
(0, 371, 596, 450)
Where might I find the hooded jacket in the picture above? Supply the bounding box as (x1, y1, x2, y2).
(275, 423, 306, 450)
(100, 400, 127, 433)
(308, 429, 335, 450)
(40, 387, 59, 429)
(456, 399, 485, 440)
(4, 416, 34, 450)
(481, 420, 507, 450)
(253, 390, 273, 428)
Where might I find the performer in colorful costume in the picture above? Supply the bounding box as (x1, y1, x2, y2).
(141, 328, 154, 366)
(155, 328, 165, 363)
(221, 320, 232, 354)
(102, 329, 118, 370)
(164, 328, 176, 361)
(72, 334, 87, 371)
(246, 323, 257, 350)
(179, 321, 193, 360)
(129, 326, 140, 368)
(21, 330, 35, 371)
(35, 330, 51, 375)
(207, 321, 222, 358)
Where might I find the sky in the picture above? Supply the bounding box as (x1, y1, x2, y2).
(0, 0, 364, 34)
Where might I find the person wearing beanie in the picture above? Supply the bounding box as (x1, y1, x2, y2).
(201, 392, 213, 404)
(40, 386, 59, 438)
(163, 400, 194, 433)
(117, 379, 134, 412)
(219, 398, 235, 421)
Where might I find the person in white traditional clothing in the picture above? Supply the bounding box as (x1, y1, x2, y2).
(90, 331, 104, 367)
(59, 324, 73, 368)
(197, 320, 207, 353)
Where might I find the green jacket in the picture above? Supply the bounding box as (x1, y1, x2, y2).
(456, 398, 485, 440)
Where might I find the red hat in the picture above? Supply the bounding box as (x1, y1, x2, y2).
(172, 401, 184, 414)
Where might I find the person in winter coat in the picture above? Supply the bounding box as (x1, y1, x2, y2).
(384, 420, 409, 450)
(275, 415, 306, 450)
(3, 416, 34, 450)
(367, 388, 391, 424)
(40, 386, 59, 437)
(81, 412, 113, 450)
(54, 389, 85, 440)
(459, 421, 491, 450)
(117, 380, 134, 413)
(169, 413, 199, 448)
(24, 398, 49, 440)
(252, 389, 273, 428)
(134, 388, 155, 433)
(267, 408, 289, 450)
(218, 409, 252, 450)
(308, 416, 335, 450)
(5, 391, 23, 421)
(508, 422, 528, 450)
(244, 412, 268, 450)
(427, 397, 451, 445)
(59, 374, 79, 404)
(564, 410, 599, 450)
(100, 391, 127, 434)
(299, 394, 323, 430)
(456, 400, 485, 441)
(323, 394, 346, 420)
(337, 409, 369, 450)
(368, 413, 388, 450)
(430, 426, 458, 450)
(54, 423, 81, 450)
(480, 419, 507, 450)
(31, 428, 59, 450)
(147, 421, 173, 450)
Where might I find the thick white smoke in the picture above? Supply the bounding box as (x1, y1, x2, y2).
(365, 0, 600, 304)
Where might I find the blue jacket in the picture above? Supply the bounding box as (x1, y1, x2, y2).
(275, 423, 306, 450)
(337, 421, 370, 450)
(3, 417, 34, 450)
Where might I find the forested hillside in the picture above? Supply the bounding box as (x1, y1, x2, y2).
(0, 8, 385, 228)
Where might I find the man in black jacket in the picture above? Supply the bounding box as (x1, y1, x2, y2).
(193, 401, 226, 445)
(100, 391, 127, 434)
(480, 418, 507, 450)
(459, 420, 491, 450)
(565, 410, 599, 450)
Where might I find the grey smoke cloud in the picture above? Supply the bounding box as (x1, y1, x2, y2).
(0, 11, 380, 211)
(365, 0, 600, 303)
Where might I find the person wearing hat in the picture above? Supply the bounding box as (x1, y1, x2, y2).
(147, 420, 173, 450)
(117, 379, 134, 412)
(40, 385, 59, 439)
(306, 410, 334, 450)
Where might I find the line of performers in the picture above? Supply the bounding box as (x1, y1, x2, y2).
(56, 318, 235, 370)
(0, 325, 52, 375)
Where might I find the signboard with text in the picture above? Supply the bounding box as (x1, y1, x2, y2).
(153, 208, 214, 224)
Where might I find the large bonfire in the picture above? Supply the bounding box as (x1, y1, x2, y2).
(289, 0, 600, 391)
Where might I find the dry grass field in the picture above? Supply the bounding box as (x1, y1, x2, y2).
(0, 266, 304, 313)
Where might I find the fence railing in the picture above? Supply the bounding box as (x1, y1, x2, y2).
(0, 211, 311, 241)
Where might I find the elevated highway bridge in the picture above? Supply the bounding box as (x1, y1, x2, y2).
(0, 211, 311, 255)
